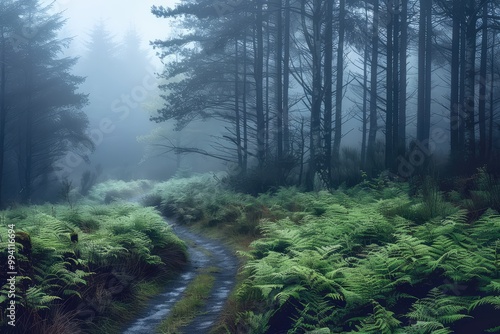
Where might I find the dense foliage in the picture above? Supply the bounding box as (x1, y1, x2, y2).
(147, 172, 500, 334)
(0, 203, 187, 333)
(1, 169, 499, 333)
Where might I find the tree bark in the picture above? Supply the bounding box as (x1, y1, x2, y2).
(333, 0, 345, 161)
(417, 0, 431, 145)
(478, 3, 488, 162)
(488, 30, 495, 161)
(449, 0, 461, 165)
(254, 0, 266, 167)
(283, 0, 290, 154)
(386, 3, 394, 170)
(392, 0, 400, 170)
(464, 0, 477, 165)
(304, 0, 323, 190)
(459, 13, 466, 154)
(398, 0, 407, 158)
(243, 32, 248, 173)
(367, 0, 379, 176)
(235, 38, 243, 170)
(265, 12, 271, 160)
(324, 0, 333, 184)
(361, 4, 369, 169)
(275, 0, 283, 160)
(0, 28, 6, 208)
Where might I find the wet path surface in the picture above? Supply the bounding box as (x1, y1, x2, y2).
(122, 220, 239, 334)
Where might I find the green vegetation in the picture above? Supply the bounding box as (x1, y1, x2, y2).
(87, 179, 155, 204)
(149, 172, 500, 334)
(157, 267, 218, 334)
(0, 203, 187, 333)
(1, 169, 499, 333)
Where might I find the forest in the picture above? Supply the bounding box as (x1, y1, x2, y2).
(0, 0, 500, 333)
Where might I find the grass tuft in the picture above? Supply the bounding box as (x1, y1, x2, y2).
(157, 267, 217, 334)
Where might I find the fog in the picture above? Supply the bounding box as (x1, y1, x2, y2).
(50, 0, 227, 185)
(2, 2, 500, 333)
(50, 0, 176, 52)
(1, 0, 499, 205)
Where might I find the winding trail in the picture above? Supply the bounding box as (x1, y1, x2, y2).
(122, 219, 239, 334)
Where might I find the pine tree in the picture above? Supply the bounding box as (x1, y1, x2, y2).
(0, 0, 22, 207)
(0, 0, 92, 203)
(77, 20, 121, 116)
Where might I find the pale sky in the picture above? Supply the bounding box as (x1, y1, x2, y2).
(48, 0, 179, 58)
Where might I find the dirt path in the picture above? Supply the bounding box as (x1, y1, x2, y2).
(122, 220, 239, 334)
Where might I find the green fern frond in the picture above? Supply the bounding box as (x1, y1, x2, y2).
(405, 321, 452, 333)
(23, 286, 62, 310)
(406, 288, 470, 328)
(486, 325, 500, 333)
(351, 300, 401, 334)
(469, 296, 500, 311)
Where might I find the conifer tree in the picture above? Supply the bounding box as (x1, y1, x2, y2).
(0, 0, 91, 204)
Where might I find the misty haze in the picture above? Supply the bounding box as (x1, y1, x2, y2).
(1, 0, 500, 333)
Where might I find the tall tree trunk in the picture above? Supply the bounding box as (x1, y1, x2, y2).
(478, 3, 488, 162)
(488, 31, 495, 161)
(449, 1, 461, 165)
(324, 0, 333, 184)
(275, 0, 283, 160)
(254, 0, 266, 167)
(265, 12, 271, 160)
(235, 38, 243, 170)
(417, 0, 431, 148)
(361, 5, 369, 169)
(392, 0, 400, 171)
(21, 34, 34, 204)
(464, 0, 477, 166)
(298, 116, 305, 185)
(459, 16, 466, 154)
(22, 74, 33, 204)
(386, 3, 394, 170)
(367, 0, 379, 176)
(243, 33, 248, 173)
(304, 0, 323, 190)
(0, 31, 6, 208)
(333, 0, 345, 160)
(283, 0, 290, 154)
(398, 0, 408, 158)
(424, 0, 432, 143)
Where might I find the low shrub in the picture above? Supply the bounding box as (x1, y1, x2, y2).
(233, 187, 500, 334)
(87, 179, 155, 204)
(0, 203, 187, 333)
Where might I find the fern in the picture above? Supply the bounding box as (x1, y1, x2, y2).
(237, 310, 272, 334)
(73, 173, 499, 333)
(406, 288, 471, 328)
(468, 296, 500, 311)
(22, 286, 62, 311)
(351, 300, 401, 334)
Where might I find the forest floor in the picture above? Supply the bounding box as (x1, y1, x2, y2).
(122, 219, 239, 334)
(3, 172, 498, 333)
